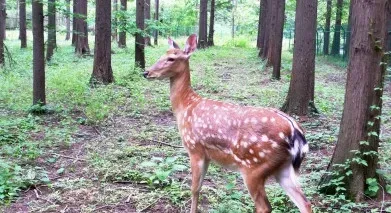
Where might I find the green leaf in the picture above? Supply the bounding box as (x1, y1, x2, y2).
(140, 161, 158, 167)
(172, 164, 187, 171)
(57, 168, 65, 175)
(165, 157, 177, 164)
(156, 170, 171, 181)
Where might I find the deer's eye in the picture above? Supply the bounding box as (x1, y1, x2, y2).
(167, 58, 175, 62)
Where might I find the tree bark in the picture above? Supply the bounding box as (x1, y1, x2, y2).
(112, 0, 118, 42)
(271, 0, 285, 80)
(207, 0, 215, 47)
(32, 0, 45, 105)
(198, 0, 208, 49)
(91, 0, 113, 85)
(72, 0, 77, 45)
(260, 0, 271, 59)
(0, 0, 5, 40)
(345, 2, 353, 59)
(46, 0, 56, 61)
(321, 0, 389, 200)
(323, 0, 332, 55)
(256, 0, 265, 49)
(145, 0, 151, 46)
(0, 0, 4, 65)
(153, 0, 159, 45)
(74, 0, 90, 55)
(19, 0, 27, 48)
(118, 0, 127, 48)
(281, 0, 317, 115)
(135, 0, 145, 69)
(331, 0, 343, 55)
(65, 0, 71, 40)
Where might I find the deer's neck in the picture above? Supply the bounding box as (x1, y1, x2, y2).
(170, 64, 199, 117)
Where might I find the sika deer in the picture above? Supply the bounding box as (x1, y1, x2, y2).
(144, 34, 312, 213)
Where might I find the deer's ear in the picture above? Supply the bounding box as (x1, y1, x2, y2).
(168, 37, 180, 49)
(184, 34, 197, 56)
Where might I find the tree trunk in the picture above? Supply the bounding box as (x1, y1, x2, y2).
(1, 0, 5, 40)
(65, 0, 71, 40)
(281, 0, 318, 115)
(72, 0, 77, 45)
(74, 0, 90, 55)
(256, 0, 265, 49)
(118, 0, 127, 48)
(46, 0, 56, 61)
(32, 0, 45, 105)
(271, 0, 285, 80)
(260, 0, 271, 59)
(91, 0, 113, 85)
(198, 0, 208, 49)
(0, 0, 4, 66)
(323, 0, 332, 55)
(345, 2, 353, 59)
(207, 0, 215, 47)
(135, 0, 145, 69)
(153, 0, 159, 45)
(231, 0, 236, 40)
(331, 0, 343, 55)
(321, 0, 389, 201)
(19, 0, 27, 48)
(145, 0, 151, 46)
(112, 0, 118, 42)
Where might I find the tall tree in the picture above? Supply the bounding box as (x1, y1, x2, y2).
(32, 0, 45, 105)
(331, 0, 343, 55)
(0, 0, 4, 66)
(153, 0, 159, 45)
(323, 0, 332, 55)
(256, 0, 265, 49)
(198, 0, 208, 49)
(259, 0, 271, 59)
(321, 0, 389, 200)
(91, 0, 113, 84)
(1, 0, 4, 40)
(345, 2, 353, 59)
(135, 0, 145, 68)
(74, 0, 89, 55)
(112, 0, 118, 42)
(65, 0, 71, 40)
(46, 0, 57, 61)
(269, 0, 285, 79)
(281, 0, 318, 115)
(207, 0, 215, 47)
(145, 0, 151, 46)
(19, 0, 27, 48)
(118, 0, 127, 48)
(72, 0, 76, 45)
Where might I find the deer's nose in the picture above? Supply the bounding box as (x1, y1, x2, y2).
(143, 71, 149, 78)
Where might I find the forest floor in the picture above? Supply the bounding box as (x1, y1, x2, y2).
(0, 33, 390, 213)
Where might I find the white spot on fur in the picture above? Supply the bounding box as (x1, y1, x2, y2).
(253, 157, 259, 162)
(261, 117, 268, 123)
(242, 141, 248, 148)
(279, 132, 285, 139)
(270, 117, 276, 122)
(250, 135, 257, 142)
(261, 135, 269, 142)
(249, 149, 254, 154)
(259, 152, 265, 158)
(251, 118, 258, 124)
(244, 118, 250, 124)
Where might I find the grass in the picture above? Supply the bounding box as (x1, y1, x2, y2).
(0, 30, 390, 212)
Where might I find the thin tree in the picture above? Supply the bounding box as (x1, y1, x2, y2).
(46, 0, 57, 61)
(281, 0, 318, 115)
(331, 0, 343, 55)
(118, 0, 127, 48)
(74, 0, 89, 55)
(32, 0, 45, 105)
(207, 0, 215, 47)
(19, 0, 27, 48)
(65, 0, 71, 40)
(1, 0, 4, 40)
(153, 0, 159, 45)
(259, 0, 271, 59)
(112, 0, 118, 42)
(0, 0, 5, 65)
(256, 0, 265, 49)
(145, 0, 151, 46)
(270, 0, 285, 79)
(198, 0, 208, 49)
(72, 0, 76, 45)
(135, 0, 145, 68)
(345, 2, 353, 59)
(231, 0, 236, 39)
(323, 0, 332, 55)
(321, 0, 389, 200)
(91, 0, 113, 85)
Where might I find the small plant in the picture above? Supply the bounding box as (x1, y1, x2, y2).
(140, 156, 187, 187)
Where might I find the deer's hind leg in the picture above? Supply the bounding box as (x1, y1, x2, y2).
(241, 168, 272, 213)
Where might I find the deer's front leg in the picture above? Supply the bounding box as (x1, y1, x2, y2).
(189, 153, 209, 213)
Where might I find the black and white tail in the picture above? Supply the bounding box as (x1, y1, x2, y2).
(290, 129, 309, 173)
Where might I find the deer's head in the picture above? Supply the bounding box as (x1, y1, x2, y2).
(143, 34, 197, 79)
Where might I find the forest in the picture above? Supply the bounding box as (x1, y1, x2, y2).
(0, 0, 390, 212)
